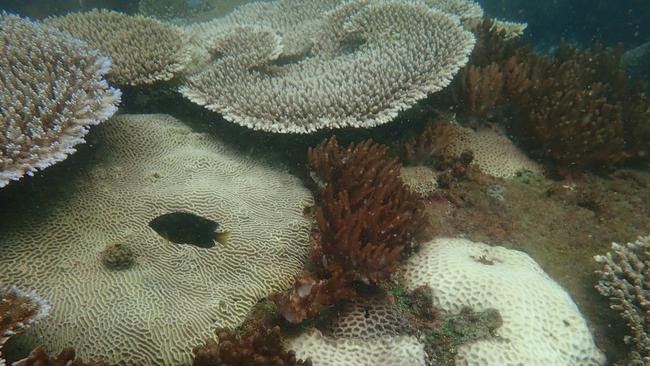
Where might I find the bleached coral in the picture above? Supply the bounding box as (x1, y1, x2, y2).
(0, 13, 120, 188)
(402, 238, 606, 366)
(45, 9, 191, 86)
(0, 114, 313, 365)
(595, 236, 650, 365)
(445, 124, 543, 179)
(181, 1, 475, 133)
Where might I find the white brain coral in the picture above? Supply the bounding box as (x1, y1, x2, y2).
(0, 114, 313, 365)
(402, 237, 606, 366)
(446, 124, 543, 179)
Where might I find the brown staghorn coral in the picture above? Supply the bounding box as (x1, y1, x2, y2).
(400, 121, 456, 166)
(595, 236, 650, 366)
(181, 0, 474, 133)
(192, 320, 311, 366)
(1, 287, 50, 365)
(13, 346, 106, 366)
(0, 13, 120, 188)
(45, 9, 190, 86)
(275, 137, 430, 323)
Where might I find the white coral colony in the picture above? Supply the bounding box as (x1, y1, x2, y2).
(181, 0, 476, 133)
(0, 13, 121, 188)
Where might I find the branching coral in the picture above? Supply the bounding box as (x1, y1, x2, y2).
(1, 287, 50, 365)
(0, 12, 120, 188)
(181, 0, 475, 133)
(274, 137, 430, 323)
(594, 236, 650, 366)
(13, 347, 106, 366)
(400, 121, 455, 166)
(45, 9, 191, 86)
(192, 320, 311, 366)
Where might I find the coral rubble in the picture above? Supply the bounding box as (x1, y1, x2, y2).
(0, 12, 120, 188)
(595, 236, 650, 366)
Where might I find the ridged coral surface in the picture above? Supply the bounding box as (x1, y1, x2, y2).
(402, 238, 606, 366)
(181, 0, 475, 133)
(0, 13, 120, 188)
(0, 114, 313, 365)
(45, 10, 190, 86)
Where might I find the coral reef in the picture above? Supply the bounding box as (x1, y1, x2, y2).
(13, 347, 105, 366)
(45, 9, 190, 86)
(1, 287, 50, 365)
(402, 237, 606, 365)
(181, 0, 475, 133)
(274, 137, 430, 323)
(0, 114, 313, 365)
(192, 320, 311, 366)
(400, 121, 455, 166)
(0, 12, 120, 188)
(139, 0, 249, 23)
(594, 236, 650, 366)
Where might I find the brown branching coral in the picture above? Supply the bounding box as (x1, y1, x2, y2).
(1, 287, 50, 364)
(275, 137, 430, 323)
(400, 120, 455, 166)
(13, 346, 106, 366)
(192, 320, 311, 366)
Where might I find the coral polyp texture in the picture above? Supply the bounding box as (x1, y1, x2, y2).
(181, 0, 475, 133)
(594, 236, 650, 366)
(289, 298, 425, 366)
(192, 320, 312, 366)
(0, 114, 314, 365)
(0, 13, 120, 188)
(445, 124, 543, 179)
(45, 9, 190, 86)
(402, 238, 606, 366)
(0, 287, 50, 365)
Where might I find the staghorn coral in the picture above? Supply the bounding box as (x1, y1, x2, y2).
(594, 236, 650, 366)
(0, 13, 120, 188)
(192, 320, 311, 366)
(275, 137, 430, 323)
(181, 0, 475, 133)
(45, 9, 190, 86)
(1, 287, 50, 365)
(400, 121, 455, 166)
(0, 114, 313, 365)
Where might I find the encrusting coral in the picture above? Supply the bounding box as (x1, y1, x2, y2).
(192, 320, 311, 366)
(0, 12, 120, 188)
(594, 236, 650, 366)
(181, 0, 475, 133)
(1, 287, 50, 365)
(274, 137, 430, 323)
(45, 9, 191, 86)
(0, 114, 314, 365)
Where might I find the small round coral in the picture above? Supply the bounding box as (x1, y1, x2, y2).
(100, 242, 135, 270)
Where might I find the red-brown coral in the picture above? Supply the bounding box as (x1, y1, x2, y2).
(400, 121, 455, 165)
(192, 320, 311, 366)
(13, 346, 106, 366)
(1, 287, 50, 364)
(275, 137, 431, 323)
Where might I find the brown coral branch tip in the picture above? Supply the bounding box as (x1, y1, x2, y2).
(13, 346, 107, 366)
(1, 287, 50, 364)
(192, 320, 311, 366)
(276, 136, 432, 324)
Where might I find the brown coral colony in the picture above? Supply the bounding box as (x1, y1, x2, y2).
(275, 137, 431, 324)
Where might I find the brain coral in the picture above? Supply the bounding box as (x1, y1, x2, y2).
(402, 237, 605, 366)
(0, 114, 313, 365)
(181, 0, 475, 133)
(45, 10, 191, 86)
(446, 124, 543, 179)
(0, 13, 120, 188)
(289, 298, 425, 366)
